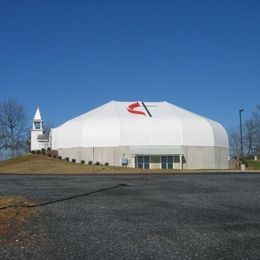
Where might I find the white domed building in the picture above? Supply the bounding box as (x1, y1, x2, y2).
(47, 101, 229, 170)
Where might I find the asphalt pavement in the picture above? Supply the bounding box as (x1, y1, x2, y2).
(0, 173, 260, 259)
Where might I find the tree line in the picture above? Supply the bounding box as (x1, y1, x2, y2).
(229, 105, 260, 159)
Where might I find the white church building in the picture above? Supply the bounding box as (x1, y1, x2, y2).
(31, 101, 229, 170)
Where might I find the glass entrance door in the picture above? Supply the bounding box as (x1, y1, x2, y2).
(136, 156, 150, 169)
(161, 156, 174, 169)
(161, 156, 180, 169)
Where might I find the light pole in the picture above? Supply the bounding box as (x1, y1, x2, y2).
(92, 147, 95, 174)
(239, 109, 244, 160)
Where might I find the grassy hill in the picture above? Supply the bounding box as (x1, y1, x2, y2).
(2, 154, 258, 174)
(0, 154, 149, 174)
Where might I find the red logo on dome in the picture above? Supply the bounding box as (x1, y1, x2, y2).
(127, 102, 146, 116)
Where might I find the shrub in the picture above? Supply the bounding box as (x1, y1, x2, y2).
(81, 160, 85, 164)
(65, 157, 69, 162)
(88, 161, 92, 165)
(72, 159, 76, 163)
(104, 162, 109, 166)
(47, 147, 51, 151)
(53, 155, 57, 159)
(58, 156, 62, 160)
(36, 150, 41, 154)
(31, 150, 36, 154)
(95, 161, 100, 166)
(48, 154, 52, 157)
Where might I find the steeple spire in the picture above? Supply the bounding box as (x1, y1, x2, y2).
(33, 106, 42, 121)
(32, 106, 43, 130)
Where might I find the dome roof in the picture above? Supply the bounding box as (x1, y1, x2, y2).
(51, 101, 228, 149)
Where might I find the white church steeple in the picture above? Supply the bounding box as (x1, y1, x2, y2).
(31, 107, 49, 151)
(32, 106, 43, 130)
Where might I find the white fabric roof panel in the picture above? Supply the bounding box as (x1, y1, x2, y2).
(51, 101, 228, 149)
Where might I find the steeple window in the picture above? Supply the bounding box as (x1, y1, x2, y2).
(34, 122, 41, 130)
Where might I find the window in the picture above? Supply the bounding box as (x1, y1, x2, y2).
(136, 156, 150, 169)
(34, 122, 41, 130)
(161, 156, 174, 169)
(137, 156, 143, 168)
(144, 156, 150, 169)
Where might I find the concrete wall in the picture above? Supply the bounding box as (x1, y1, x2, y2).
(57, 146, 229, 169)
(58, 146, 133, 167)
(183, 146, 229, 169)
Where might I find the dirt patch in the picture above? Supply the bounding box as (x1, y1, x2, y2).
(0, 196, 37, 245)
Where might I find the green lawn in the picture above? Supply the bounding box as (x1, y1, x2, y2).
(246, 160, 260, 170)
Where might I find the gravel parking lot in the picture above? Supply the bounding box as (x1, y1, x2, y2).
(0, 173, 260, 259)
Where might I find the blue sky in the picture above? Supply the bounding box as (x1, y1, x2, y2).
(0, 1, 259, 130)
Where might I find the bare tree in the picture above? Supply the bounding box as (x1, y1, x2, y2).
(229, 104, 260, 159)
(0, 99, 28, 158)
(229, 129, 241, 159)
(253, 104, 260, 122)
(252, 104, 260, 155)
(244, 118, 257, 157)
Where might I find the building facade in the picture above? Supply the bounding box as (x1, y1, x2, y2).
(49, 101, 229, 169)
